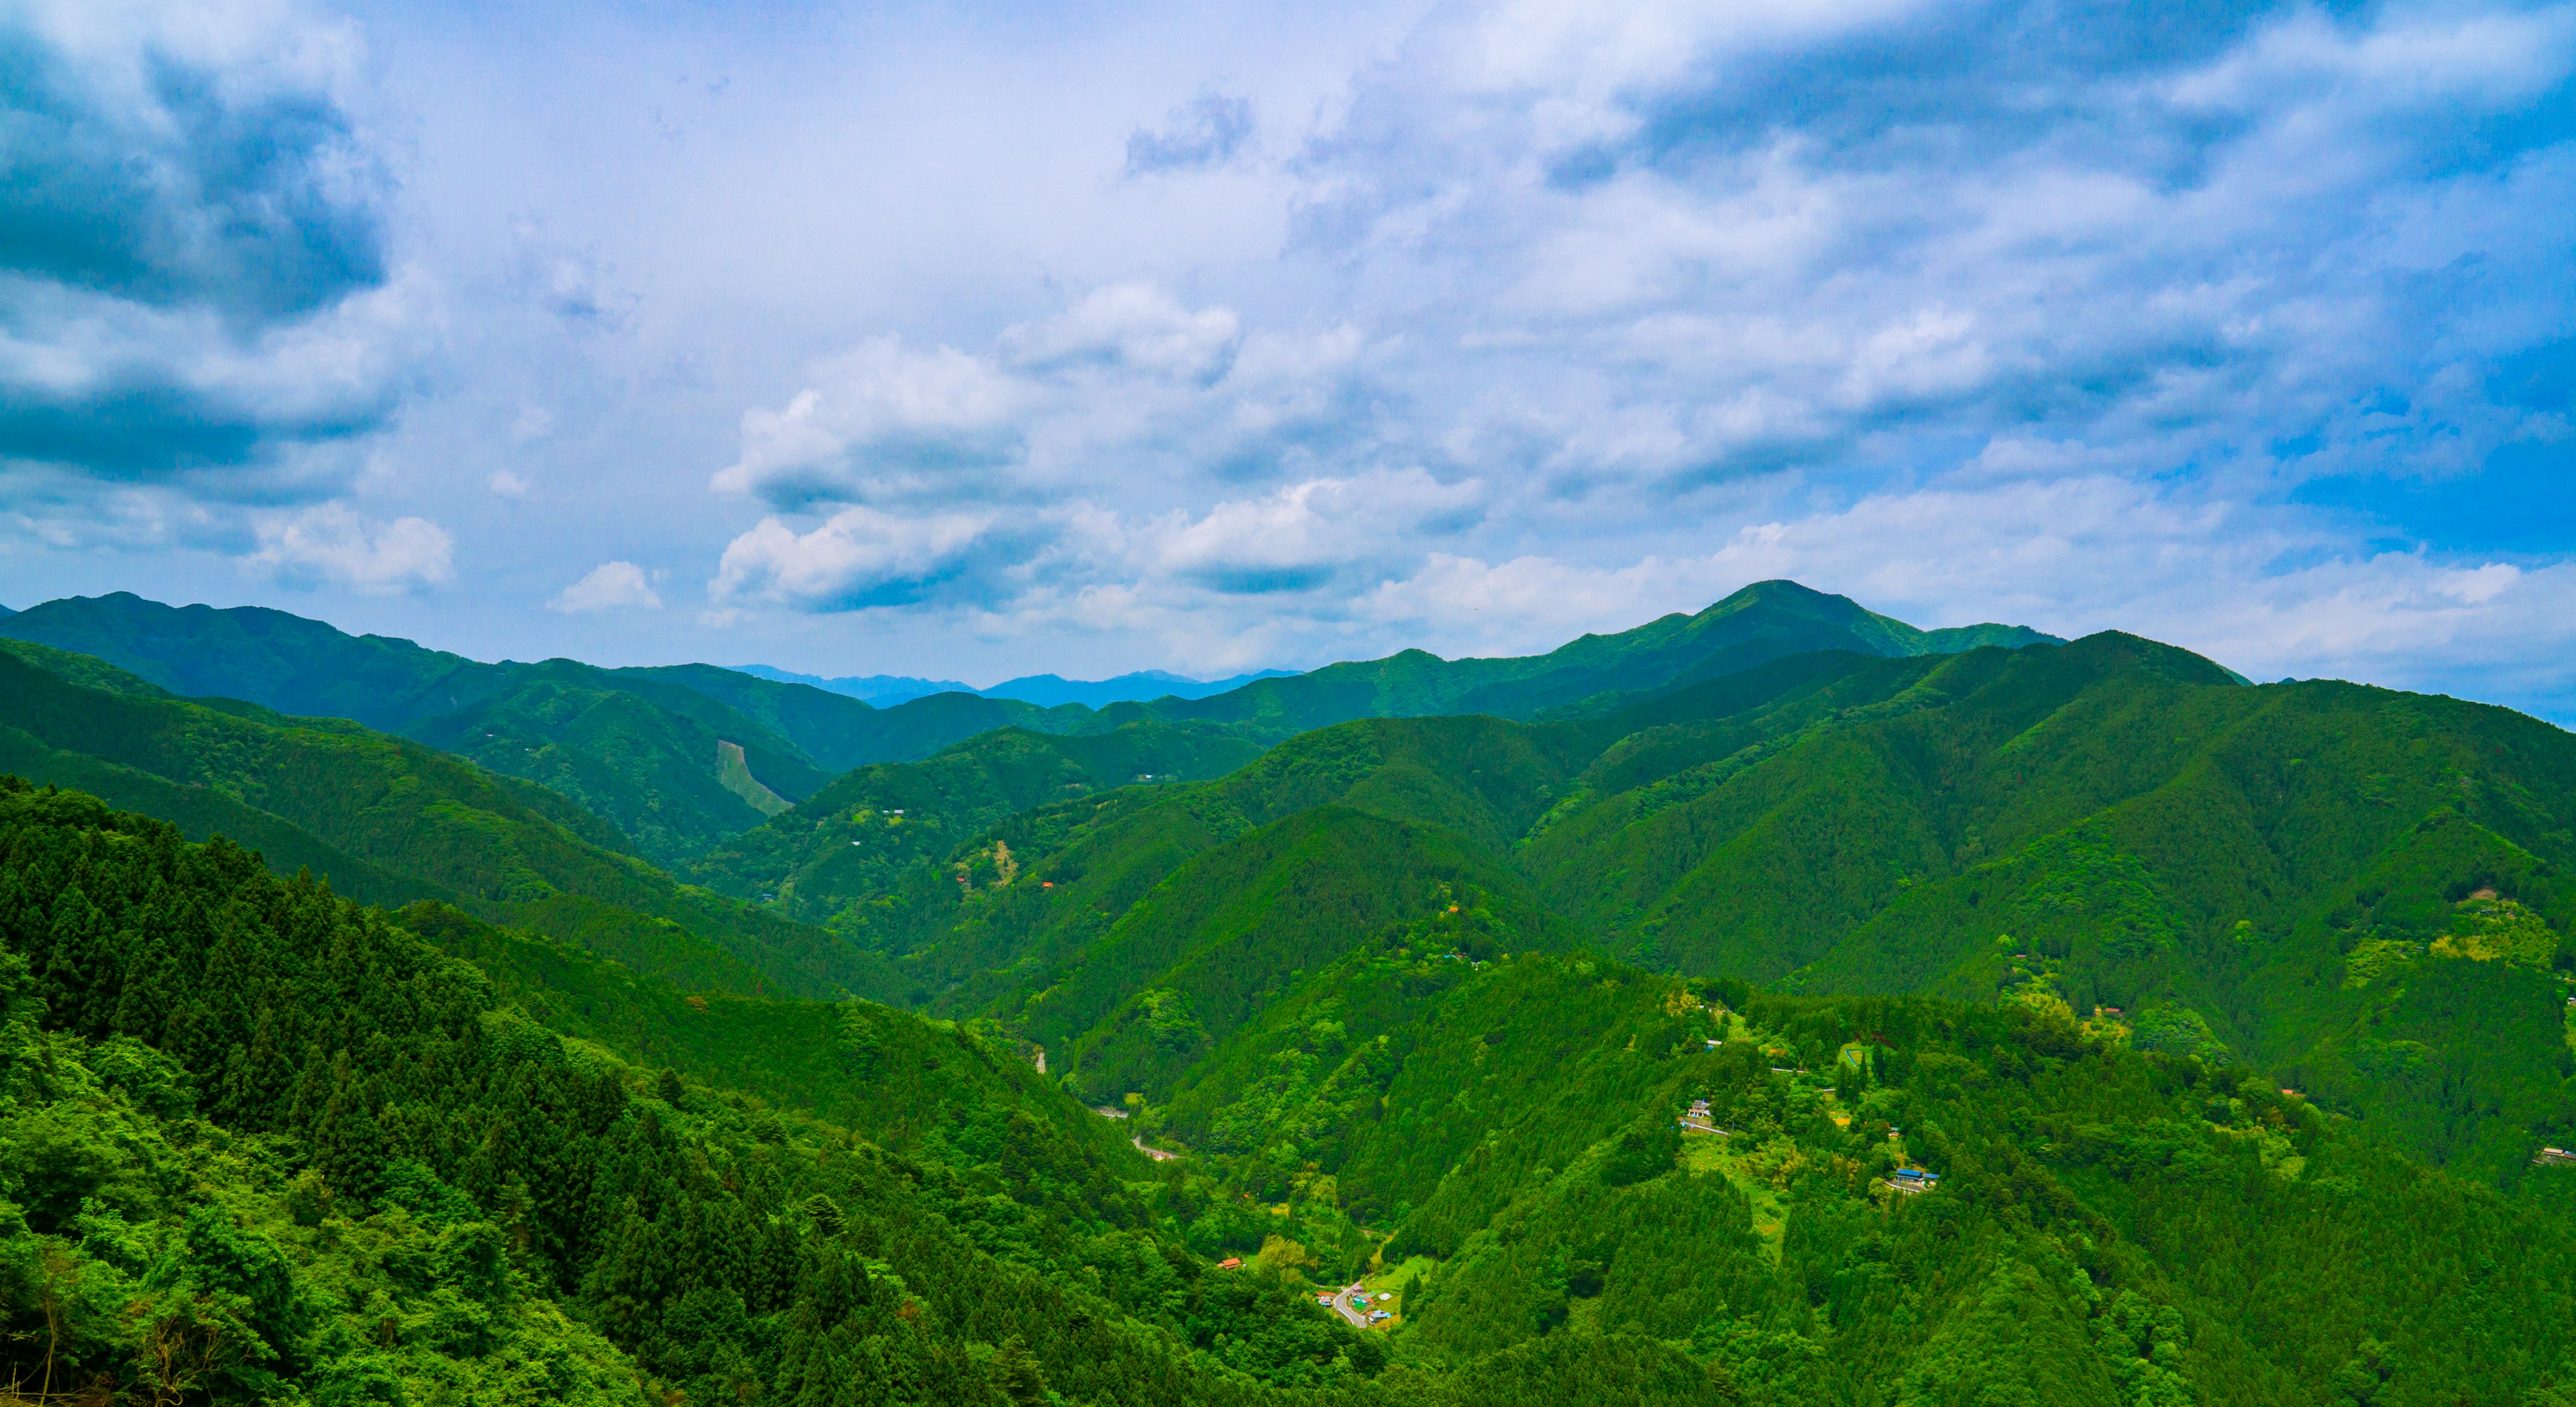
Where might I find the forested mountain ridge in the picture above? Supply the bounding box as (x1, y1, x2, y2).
(1124, 578, 2055, 737)
(9, 778, 2575, 1404)
(771, 632, 2576, 1188)
(12, 582, 2576, 1402)
(677, 589, 2060, 968)
(0, 594, 1077, 866)
(1, 584, 2050, 869)
(1116, 937, 2576, 1400)
(0, 780, 1417, 1407)
(681, 721, 1275, 945)
(0, 641, 898, 1002)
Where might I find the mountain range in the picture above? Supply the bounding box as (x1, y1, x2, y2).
(0, 584, 2049, 868)
(730, 663, 1304, 709)
(3, 581, 2573, 1405)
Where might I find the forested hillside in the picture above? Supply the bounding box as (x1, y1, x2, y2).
(683, 721, 1272, 951)
(0, 642, 895, 1003)
(0, 780, 1403, 1407)
(769, 633, 2576, 1190)
(1118, 936, 2576, 1400)
(7, 580, 2576, 1403)
(0, 595, 1077, 867)
(1, 583, 2047, 870)
(8, 780, 2575, 1404)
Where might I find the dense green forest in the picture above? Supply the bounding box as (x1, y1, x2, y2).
(7, 582, 2576, 1402)
(0, 780, 1397, 1407)
(0, 641, 898, 1004)
(10, 782, 2576, 1402)
(0, 584, 2044, 871)
(741, 631, 2576, 1190)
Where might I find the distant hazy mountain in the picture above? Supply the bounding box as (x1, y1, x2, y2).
(729, 663, 1301, 708)
(728, 665, 972, 705)
(979, 668, 1301, 708)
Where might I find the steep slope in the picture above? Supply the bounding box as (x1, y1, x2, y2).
(407, 668, 827, 862)
(683, 720, 1272, 937)
(0, 594, 1067, 864)
(1092, 940, 2576, 1402)
(0, 643, 896, 1001)
(803, 634, 2576, 1182)
(1, 584, 2053, 869)
(837, 713, 1602, 1033)
(0, 780, 1409, 1407)
(1147, 580, 2055, 735)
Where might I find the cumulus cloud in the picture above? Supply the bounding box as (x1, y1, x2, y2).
(708, 281, 1397, 608)
(1124, 91, 1255, 175)
(711, 283, 1295, 517)
(1289, 0, 2576, 503)
(1150, 469, 1483, 594)
(710, 507, 1004, 609)
(712, 336, 1034, 509)
(246, 503, 451, 592)
(548, 560, 661, 613)
(588, 0, 2572, 717)
(0, 0, 419, 503)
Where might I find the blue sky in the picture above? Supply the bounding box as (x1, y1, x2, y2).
(2, 0, 2572, 717)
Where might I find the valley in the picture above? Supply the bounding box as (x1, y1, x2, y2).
(3, 582, 2573, 1405)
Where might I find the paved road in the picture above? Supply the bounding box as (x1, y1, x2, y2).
(1328, 1283, 1371, 1328)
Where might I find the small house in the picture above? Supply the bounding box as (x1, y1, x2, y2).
(1216, 1257, 1242, 1270)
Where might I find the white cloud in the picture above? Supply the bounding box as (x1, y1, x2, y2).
(246, 505, 453, 592)
(548, 560, 662, 613)
(0, 0, 426, 503)
(1150, 468, 1482, 590)
(711, 284, 1371, 519)
(1348, 474, 2576, 718)
(17, 0, 2569, 720)
(999, 282, 1242, 382)
(710, 507, 1000, 609)
(711, 335, 1033, 508)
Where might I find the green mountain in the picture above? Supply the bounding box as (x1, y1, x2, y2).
(1139, 580, 2056, 735)
(682, 721, 1275, 943)
(683, 585, 2058, 942)
(1142, 943, 2576, 1400)
(0, 594, 1080, 866)
(0, 638, 893, 1002)
(10, 778, 2576, 1405)
(16, 581, 2576, 1401)
(0, 780, 1413, 1407)
(767, 633, 2576, 1190)
(1, 584, 2051, 868)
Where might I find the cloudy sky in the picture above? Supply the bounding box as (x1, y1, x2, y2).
(3, 0, 2571, 717)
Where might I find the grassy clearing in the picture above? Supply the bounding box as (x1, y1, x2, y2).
(1681, 1134, 1788, 1263)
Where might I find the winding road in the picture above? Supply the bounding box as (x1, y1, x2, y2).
(1328, 1282, 1372, 1328)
